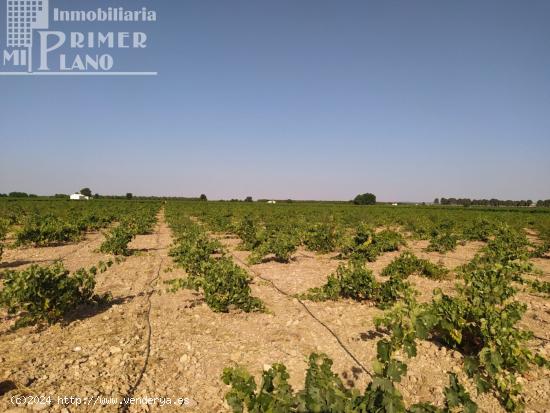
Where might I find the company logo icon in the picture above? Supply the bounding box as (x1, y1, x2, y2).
(5, 0, 48, 71)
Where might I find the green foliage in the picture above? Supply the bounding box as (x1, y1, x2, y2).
(375, 275, 412, 309)
(0, 199, 160, 242)
(381, 252, 448, 280)
(8, 192, 29, 198)
(529, 279, 550, 296)
(236, 216, 261, 250)
(426, 222, 459, 253)
(484, 226, 531, 264)
(345, 225, 405, 261)
(441, 373, 478, 413)
(167, 261, 264, 314)
(301, 259, 377, 302)
(530, 241, 550, 258)
(249, 231, 299, 264)
(361, 339, 408, 412)
(375, 293, 437, 358)
(99, 226, 135, 256)
(169, 234, 221, 277)
(158, 201, 550, 412)
(16, 215, 81, 247)
(0, 218, 9, 262)
(222, 353, 359, 413)
(204, 212, 234, 232)
(301, 259, 412, 309)
(123, 213, 158, 235)
(222, 345, 477, 413)
(201, 258, 264, 312)
(462, 218, 497, 242)
(426, 232, 458, 253)
(460, 225, 533, 277)
(374, 223, 546, 412)
(0, 262, 97, 326)
(303, 222, 341, 253)
(299, 353, 358, 412)
(408, 374, 478, 413)
(404, 218, 432, 240)
(222, 363, 294, 413)
(425, 264, 543, 412)
(166, 213, 264, 313)
(80, 188, 92, 197)
(353, 193, 376, 205)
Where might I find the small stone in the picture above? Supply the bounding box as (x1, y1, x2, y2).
(73, 346, 82, 352)
(31, 402, 50, 411)
(109, 346, 122, 354)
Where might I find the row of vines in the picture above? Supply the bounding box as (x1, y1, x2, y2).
(0, 199, 161, 328)
(169, 201, 550, 413)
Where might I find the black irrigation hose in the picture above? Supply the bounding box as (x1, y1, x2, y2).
(119, 215, 164, 413)
(230, 253, 372, 378)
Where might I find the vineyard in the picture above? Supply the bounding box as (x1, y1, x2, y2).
(0, 199, 549, 412)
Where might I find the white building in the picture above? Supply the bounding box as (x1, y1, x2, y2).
(70, 193, 89, 200)
(267, 200, 277, 204)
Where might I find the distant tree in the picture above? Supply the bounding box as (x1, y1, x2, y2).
(200, 194, 208, 201)
(29, 194, 38, 198)
(0, 194, 6, 197)
(244, 196, 253, 202)
(433, 198, 439, 205)
(437, 197, 543, 207)
(126, 193, 133, 200)
(93, 193, 100, 199)
(54, 194, 68, 198)
(8, 192, 28, 198)
(80, 188, 92, 197)
(353, 193, 376, 205)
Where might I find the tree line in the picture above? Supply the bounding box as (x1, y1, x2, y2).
(434, 197, 550, 207)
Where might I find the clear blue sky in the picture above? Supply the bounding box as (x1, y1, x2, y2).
(1, 0, 549, 201)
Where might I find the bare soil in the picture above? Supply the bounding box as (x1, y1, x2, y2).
(0, 213, 549, 413)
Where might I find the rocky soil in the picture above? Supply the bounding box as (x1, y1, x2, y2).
(0, 212, 549, 412)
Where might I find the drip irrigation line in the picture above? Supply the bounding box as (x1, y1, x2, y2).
(119, 212, 164, 413)
(230, 253, 372, 378)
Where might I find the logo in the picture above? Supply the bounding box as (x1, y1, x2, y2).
(1, 0, 157, 76)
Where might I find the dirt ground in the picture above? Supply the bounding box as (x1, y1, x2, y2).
(0, 212, 549, 412)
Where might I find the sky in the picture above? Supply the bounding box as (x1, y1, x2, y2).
(0, 0, 549, 202)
